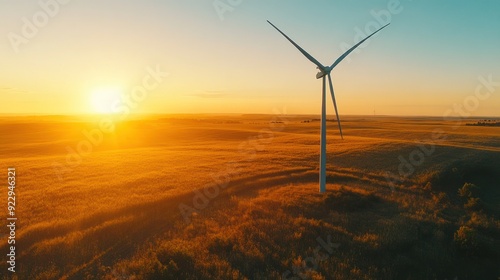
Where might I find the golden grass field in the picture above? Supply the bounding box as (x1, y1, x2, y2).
(1, 114, 499, 279)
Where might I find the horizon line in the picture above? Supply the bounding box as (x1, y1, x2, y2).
(0, 113, 499, 119)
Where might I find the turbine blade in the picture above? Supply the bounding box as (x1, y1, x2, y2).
(330, 23, 390, 69)
(327, 74, 343, 139)
(267, 20, 325, 70)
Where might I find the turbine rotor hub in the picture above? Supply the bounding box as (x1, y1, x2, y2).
(316, 66, 331, 79)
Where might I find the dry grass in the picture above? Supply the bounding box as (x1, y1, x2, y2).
(0, 115, 499, 279)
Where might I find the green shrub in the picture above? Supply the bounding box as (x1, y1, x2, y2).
(458, 183, 479, 198)
(454, 226, 478, 252)
(464, 197, 481, 211)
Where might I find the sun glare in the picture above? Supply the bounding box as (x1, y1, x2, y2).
(90, 87, 123, 114)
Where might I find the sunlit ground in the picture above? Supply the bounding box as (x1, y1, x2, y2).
(0, 115, 499, 279)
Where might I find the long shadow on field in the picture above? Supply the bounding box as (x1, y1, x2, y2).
(1, 167, 320, 278)
(1, 164, 425, 279)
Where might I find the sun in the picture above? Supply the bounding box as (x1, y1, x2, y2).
(90, 87, 123, 114)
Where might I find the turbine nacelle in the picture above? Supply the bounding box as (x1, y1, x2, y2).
(316, 66, 331, 79)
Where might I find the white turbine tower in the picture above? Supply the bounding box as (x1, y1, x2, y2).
(267, 20, 390, 193)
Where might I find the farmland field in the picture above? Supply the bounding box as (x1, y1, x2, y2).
(1, 114, 499, 279)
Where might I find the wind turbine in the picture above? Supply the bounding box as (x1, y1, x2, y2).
(267, 20, 390, 193)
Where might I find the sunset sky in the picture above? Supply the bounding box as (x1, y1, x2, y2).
(1, 0, 499, 116)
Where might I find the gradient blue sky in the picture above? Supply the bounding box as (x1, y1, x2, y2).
(1, 0, 499, 116)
